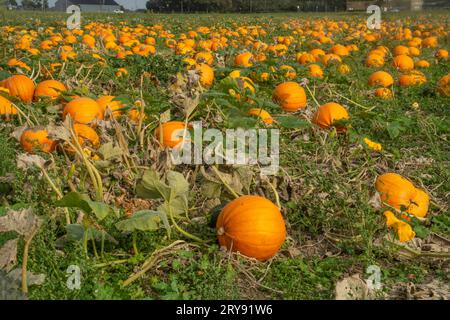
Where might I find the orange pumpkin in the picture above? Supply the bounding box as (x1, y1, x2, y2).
(422, 36, 438, 48)
(415, 60, 430, 68)
(97, 95, 124, 117)
(312, 102, 349, 132)
(34, 80, 66, 100)
(308, 64, 324, 78)
(368, 71, 394, 87)
(72, 123, 100, 149)
(273, 82, 307, 112)
(406, 188, 429, 218)
(399, 71, 427, 87)
(20, 127, 57, 153)
(375, 173, 417, 210)
(0, 75, 35, 103)
(392, 55, 414, 71)
(366, 53, 384, 67)
(63, 97, 104, 125)
(216, 195, 286, 261)
(0, 95, 18, 116)
(248, 108, 273, 125)
(374, 88, 393, 99)
(435, 49, 448, 60)
(196, 63, 214, 88)
(155, 121, 189, 148)
(234, 52, 254, 67)
(437, 73, 450, 97)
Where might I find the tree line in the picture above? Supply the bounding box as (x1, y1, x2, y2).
(145, 0, 348, 13)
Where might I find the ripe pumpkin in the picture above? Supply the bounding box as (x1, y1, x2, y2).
(34, 80, 66, 100)
(374, 88, 393, 99)
(234, 52, 254, 67)
(393, 45, 410, 56)
(399, 71, 427, 87)
(435, 49, 448, 60)
(63, 97, 104, 125)
(406, 188, 429, 218)
(422, 36, 438, 48)
(365, 53, 384, 67)
(297, 53, 315, 64)
(97, 95, 124, 117)
(375, 173, 417, 210)
(72, 123, 100, 149)
(196, 63, 214, 88)
(0, 95, 18, 116)
(248, 108, 273, 125)
(415, 60, 430, 68)
(368, 71, 394, 87)
(308, 64, 324, 78)
(216, 195, 286, 261)
(155, 121, 189, 148)
(329, 44, 349, 57)
(0, 75, 35, 103)
(273, 82, 307, 112)
(20, 127, 57, 153)
(437, 73, 450, 97)
(312, 102, 349, 132)
(392, 55, 414, 71)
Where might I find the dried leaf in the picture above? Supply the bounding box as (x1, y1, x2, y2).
(0, 239, 18, 272)
(16, 154, 45, 170)
(335, 274, 370, 300)
(0, 208, 42, 240)
(8, 268, 45, 286)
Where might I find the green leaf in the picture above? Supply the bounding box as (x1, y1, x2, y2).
(136, 170, 171, 201)
(275, 116, 310, 129)
(115, 210, 161, 232)
(167, 171, 189, 199)
(65, 224, 117, 243)
(55, 192, 113, 221)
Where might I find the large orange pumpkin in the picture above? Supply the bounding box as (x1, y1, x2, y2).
(375, 173, 417, 210)
(398, 71, 427, 87)
(368, 71, 394, 87)
(0, 75, 35, 103)
(20, 127, 57, 153)
(216, 195, 286, 261)
(273, 82, 307, 112)
(72, 123, 100, 149)
(34, 80, 66, 100)
(155, 121, 189, 148)
(437, 73, 450, 97)
(392, 55, 414, 71)
(63, 97, 104, 125)
(97, 95, 124, 117)
(406, 188, 429, 218)
(312, 102, 349, 132)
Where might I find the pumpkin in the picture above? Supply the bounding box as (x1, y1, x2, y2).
(393, 45, 410, 56)
(375, 173, 417, 210)
(0, 75, 35, 103)
(406, 188, 429, 218)
(196, 63, 214, 88)
(368, 71, 394, 87)
(195, 51, 214, 65)
(248, 108, 273, 125)
(365, 53, 384, 67)
(20, 127, 57, 153)
(0, 95, 18, 116)
(398, 71, 427, 87)
(329, 44, 349, 57)
(392, 55, 414, 71)
(337, 64, 350, 75)
(234, 52, 254, 67)
(155, 121, 189, 148)
(71, 123, 100, 150)
(435, 49, 448, 60)
(297, 53, 315, 64)
(63, 97, 104, 125)
(216, 195, 286, 261)
(374, 88, 393, 99)
(308, 64, 324, 78)
(437, 73, 450, 97)
(422, 36, 438, 48)
(97, 95, 124, 117)
(273, 82, 307, 112)
(322, 53, 342, 66)
(312, 102, 349, 132)
(415, 60, 430, 68)
(34, 80, 66, 100)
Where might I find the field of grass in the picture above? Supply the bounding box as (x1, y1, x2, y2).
(0, 11, 449, 300)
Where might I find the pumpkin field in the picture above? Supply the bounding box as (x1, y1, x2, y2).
(0, 10, 449, 300)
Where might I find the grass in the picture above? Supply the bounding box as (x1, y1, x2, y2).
(0, 11, 449, 300)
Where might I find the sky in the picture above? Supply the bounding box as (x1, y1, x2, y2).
(17, 0, 149, 10)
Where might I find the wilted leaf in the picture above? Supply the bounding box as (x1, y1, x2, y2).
(8, 268, 45, 286)
(335, 274, 370, 300)
(115, 210, 161, 232)
(16, 154, 46, 170)
(167, 171, 189, 199)
(98, 142, 123, 161)
(0, 239, 18, 272)
(136, 170, 171, 201)
(47, 124, 71, 142)
(0, 208, 42, 239)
